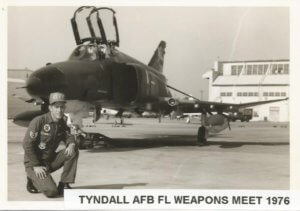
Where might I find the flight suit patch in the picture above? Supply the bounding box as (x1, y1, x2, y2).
(38, 142, 46, 150)
(29, 131, 38, 139)
(43, 124, 51, 132)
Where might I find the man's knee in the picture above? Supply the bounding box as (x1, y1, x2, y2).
(43, 187, 58, 198)
(65, 148, 79, 159)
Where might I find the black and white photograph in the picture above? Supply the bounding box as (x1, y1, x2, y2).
(1, 0, 300, 210)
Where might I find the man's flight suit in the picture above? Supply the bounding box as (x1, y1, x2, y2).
(23, 112, 79, 197)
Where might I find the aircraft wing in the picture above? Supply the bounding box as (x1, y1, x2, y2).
(176, 97, 289, 113)
(12, 93, 35, 103)
(8, 78, 26, 83)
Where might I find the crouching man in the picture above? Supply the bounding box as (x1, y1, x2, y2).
(23, 92, 79, 198)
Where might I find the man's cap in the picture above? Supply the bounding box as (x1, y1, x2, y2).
(49, 92, 66, 105)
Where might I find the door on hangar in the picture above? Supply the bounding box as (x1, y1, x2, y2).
(269, 106, 280, 122)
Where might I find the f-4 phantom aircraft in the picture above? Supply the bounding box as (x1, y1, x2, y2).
(13, 6, 288, 145)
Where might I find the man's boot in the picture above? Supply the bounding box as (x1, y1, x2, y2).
(57, 182, 72, 196)
(26, 177, 39, 193)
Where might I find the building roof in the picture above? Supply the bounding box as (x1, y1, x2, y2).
(216, 59, 289, 64)
(213, 75, 289, 86)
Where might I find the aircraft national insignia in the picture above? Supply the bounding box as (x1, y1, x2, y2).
(43, 124, 51, 132)
(29, 131, 38, 139)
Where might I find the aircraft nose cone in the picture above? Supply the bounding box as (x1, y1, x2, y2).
(26, 76, 42, 97)
(25, 65, 67, 99)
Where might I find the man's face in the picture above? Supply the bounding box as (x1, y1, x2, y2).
(49, 103, 66, 120)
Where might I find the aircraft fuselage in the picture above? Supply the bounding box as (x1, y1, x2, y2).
(26, 45, 173, 114)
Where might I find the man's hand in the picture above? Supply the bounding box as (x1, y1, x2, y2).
(33, 166, 47, 179)
(65, 143, 75, 157)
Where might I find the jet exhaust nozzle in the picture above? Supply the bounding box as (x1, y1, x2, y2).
(167, 98, 178, 107)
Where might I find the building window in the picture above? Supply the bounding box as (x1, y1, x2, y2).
(264, 64, 269, 74)
(269, 92, 274, 96)
(263, 92, 268, 96)
(220, 92, 226, 96)
(243, 92, 247, 96)
(248, 92, 253, 96)
(284, 64, 289, 74)
(258, 65, 263, 75)
(226, 92, 232, 96)
(246, 65, 252, 75)
(275, 92, 280, 96)
(278, 64, 283, 74)
(237, 92, 242, 96)
(253, 65, 258, 75)
(231, 65, 237, 75)
(238, 65, 243, 75)
(281, 92, 286, 97)
(254, 92, 259, 96)
(272, 64, 278, 74)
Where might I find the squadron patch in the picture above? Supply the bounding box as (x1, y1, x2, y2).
(38, 142, 46, 150)
(29, 131, 38, 139)
(43, 124, 51, 132)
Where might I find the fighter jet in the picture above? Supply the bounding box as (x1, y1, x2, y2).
(13, 6, 288, 144)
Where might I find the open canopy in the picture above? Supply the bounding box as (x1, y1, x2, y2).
(71, 6, 120, 46)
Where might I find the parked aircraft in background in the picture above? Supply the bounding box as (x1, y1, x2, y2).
(101, 108, 132, 119)
(142, 111, 159, 118)
(13, 6, 288, 145)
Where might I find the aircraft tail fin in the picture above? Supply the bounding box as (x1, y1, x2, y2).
(148, 40, 166, 72)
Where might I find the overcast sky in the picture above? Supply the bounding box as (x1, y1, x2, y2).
(7, 6, 289, 100)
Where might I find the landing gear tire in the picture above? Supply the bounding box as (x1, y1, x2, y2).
(77, 135, 94, 149)
(77, 135, 85, 150)
(197, 126, 207, 146)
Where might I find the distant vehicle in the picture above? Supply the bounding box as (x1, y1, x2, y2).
(228, 109, 253, 122)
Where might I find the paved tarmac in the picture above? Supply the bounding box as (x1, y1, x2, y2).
(7, 118, 289, 201)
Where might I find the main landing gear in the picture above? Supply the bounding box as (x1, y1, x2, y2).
(197, 112, 208, 146)
(197, 126, 208, 146)
(76, 132, 108, 149)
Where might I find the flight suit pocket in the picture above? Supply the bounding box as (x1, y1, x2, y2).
(39, 132, 51, 150)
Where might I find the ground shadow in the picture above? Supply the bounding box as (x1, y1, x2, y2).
(207, 141, 289, 148)
(85, 134, 289, 153)
(74, 183, 147, 189)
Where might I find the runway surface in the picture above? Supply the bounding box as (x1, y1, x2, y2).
(7, 118, 289, 201)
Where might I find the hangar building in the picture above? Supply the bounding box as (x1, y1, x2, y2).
(202, 59, 289, 122)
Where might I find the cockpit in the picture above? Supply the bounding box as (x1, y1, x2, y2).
(69, 44, 107, 61)
(69, 6, 119, 61)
